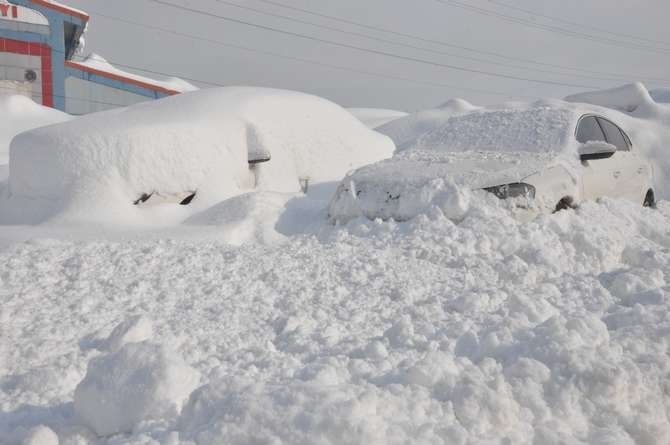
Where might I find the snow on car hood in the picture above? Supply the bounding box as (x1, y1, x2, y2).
(329, 150, 561, 222)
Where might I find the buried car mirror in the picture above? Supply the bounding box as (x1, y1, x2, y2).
(578, 141, 617, 161)
(248, 146, 272, 165)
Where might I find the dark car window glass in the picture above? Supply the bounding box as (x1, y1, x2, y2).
(597, 118, 629, 152)
(576, 116, 606, 144)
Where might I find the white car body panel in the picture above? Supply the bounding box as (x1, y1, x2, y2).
(328, 105, 655, 222)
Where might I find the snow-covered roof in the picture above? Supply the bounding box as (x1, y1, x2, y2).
(27, 0, 88, 21)
(67, 54, 198, 95)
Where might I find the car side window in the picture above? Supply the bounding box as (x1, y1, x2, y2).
(576, 116, 606, 144)
(597, 117, 630, 152)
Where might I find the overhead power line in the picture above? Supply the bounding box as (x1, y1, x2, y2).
(207, 0, 647, 85)
(431, 0, 670, 56)
(252, 0, 670, 84)
(488, 0, 670, 50)
(148, 0, 600, 90)
(86, 8, 535, 99)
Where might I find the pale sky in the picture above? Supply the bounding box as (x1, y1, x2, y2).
(65, 0, 670, 111)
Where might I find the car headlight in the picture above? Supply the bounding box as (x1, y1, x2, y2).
(484, 182, 536, 200)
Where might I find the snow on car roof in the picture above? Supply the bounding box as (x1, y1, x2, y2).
(411, 104, 579, 155)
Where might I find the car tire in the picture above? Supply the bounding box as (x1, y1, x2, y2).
(643, 189, 656, 209)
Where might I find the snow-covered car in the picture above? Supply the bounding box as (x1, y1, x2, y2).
(4, 87, 393, 224)
(328, 103, 655, 222)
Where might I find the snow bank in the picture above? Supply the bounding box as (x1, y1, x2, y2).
(4, 198, 670, 443)
(3, 87, 393, 224)
(0, 94, 71, 172)
(565, 82, 654, 113)
(347, 108, 408, 129)
(74, 341, 200, 437)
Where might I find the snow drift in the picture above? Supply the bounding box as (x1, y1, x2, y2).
(3, 87, 394, 224)
(74, 340, 200, 436)
(2, 198, 670, 444)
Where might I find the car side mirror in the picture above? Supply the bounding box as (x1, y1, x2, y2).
(248, 147, 271, 165)
(579, 141, 617, 161)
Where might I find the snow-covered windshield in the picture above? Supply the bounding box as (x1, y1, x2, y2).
(411, 107, 575, 154)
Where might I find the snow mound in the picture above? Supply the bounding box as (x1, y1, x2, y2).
(436, 97, 478, 112)
(347, 108, 408, 129)
(4, 87, 394, 225)
(0, 94, 71, 173)
(565, 82, 655, 113)
(185, 191, 294, 245)
(22, 425, 59, 445)
(73, 341, 200, 437)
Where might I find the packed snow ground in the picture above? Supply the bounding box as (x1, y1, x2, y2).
(2, 197, 670, 444)
(2, 84, 670, 444)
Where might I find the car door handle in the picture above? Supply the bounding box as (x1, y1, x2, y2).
(613, 171, 621, 179)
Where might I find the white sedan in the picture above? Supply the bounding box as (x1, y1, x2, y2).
(328, 105, 655, 222)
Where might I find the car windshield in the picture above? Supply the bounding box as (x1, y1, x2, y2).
(413, 107, 574, 154)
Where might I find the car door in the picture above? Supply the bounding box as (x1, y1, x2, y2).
(596, 117, 648, 202)
(577, 115, 619, 201)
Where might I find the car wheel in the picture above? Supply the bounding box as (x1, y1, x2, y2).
(643, 189, 656, 208)
(554, 197, 576, 213)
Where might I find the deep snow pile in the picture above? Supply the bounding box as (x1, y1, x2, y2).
(2, 87, 393, 225)
(1, 197, 670, 444)
(0, 94, 71, 180)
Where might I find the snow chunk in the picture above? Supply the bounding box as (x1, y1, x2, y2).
(565, 82, 655, 113)
(22, 425, 59, 445)
(73, 342, 200, 437)
(104, 316, 154, 352)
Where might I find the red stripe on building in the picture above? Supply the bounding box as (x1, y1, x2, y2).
(64, 60, 181, 96)
(0, 37, 53, 107)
